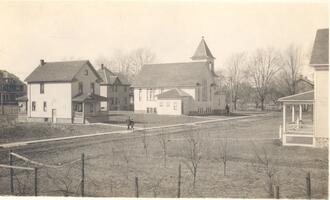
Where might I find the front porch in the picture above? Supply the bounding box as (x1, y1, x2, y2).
(72, 93, 108, 124)
(278, 91, 315, 147)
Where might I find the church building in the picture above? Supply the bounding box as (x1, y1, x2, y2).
(131, 37, 225, 115)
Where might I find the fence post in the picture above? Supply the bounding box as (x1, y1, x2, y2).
(274, 185, 279, 199)
(177, 164, 181, 198)
(34, 167, 38, 196)
(306, 172, 311, 199)
(81, 153, 85, 197)
(135, 177, 139, 198)
(9, 150, 14, 195)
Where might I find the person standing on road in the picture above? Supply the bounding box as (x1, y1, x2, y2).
(225, 104, 230, 116)
(127, 116, 131, 130)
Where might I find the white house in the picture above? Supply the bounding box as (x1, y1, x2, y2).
(278, 28, 328, 147)
(132, 37, 226, 115)
(21, 60, 107, 124)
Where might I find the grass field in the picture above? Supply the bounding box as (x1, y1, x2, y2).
(0, 112, 327, 198)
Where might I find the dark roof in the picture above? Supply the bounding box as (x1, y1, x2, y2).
(191, 37, 215, 60)
(132, 61, 214, 88)
(278, 90, 314, 102)
(296, 77, 314, 86)
(310, 29, 329, 65)
(25, 60, 101, 83)
(0, 70, 25, 85)
(114, 72, 130, 85)
(157, 89, 192, 99)
(16, 95, 28, 101)
(72, 93, 108, 102)
(97, 67, 130, 85)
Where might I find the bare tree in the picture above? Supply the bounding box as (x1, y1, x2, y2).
(247, 48, 282, 110)
(182, 131, 203, 189)
(158, 129, 168, 167)
(45, 166, 79, 196)
(215, 137, 229, 176)
(94, 48, 156, 82)
(280, 44, 304, 95)
(226, 52, 247, 110)
(251, 144, 279, 197)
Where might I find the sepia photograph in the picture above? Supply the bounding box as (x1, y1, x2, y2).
(0, 0, 328, 198)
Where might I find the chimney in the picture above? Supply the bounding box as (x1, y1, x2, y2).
(101, 64, 104, 69)
(40, 59, 45, 65)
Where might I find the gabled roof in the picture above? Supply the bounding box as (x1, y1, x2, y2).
(296, 77, 314, 86)
(25, 60, 101, 83)
(72, 93, 108, 102)
(310, 29, 329, 66)
(97, 67, 130, 86)
(0, 70, 25, 85)
(191, 37, 215, 60)
(131, 61, 214, 88)
(278, 90, 314, 102)
(157, 89, 192, 99)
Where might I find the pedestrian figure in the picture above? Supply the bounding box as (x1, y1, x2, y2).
(130, 118, 135, 131)
(127, 116, 131, 130)
(225, 104, 230, 115)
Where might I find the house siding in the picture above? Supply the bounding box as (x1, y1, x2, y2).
(28, 82, 72, 119)
(314, 68, 328, 138)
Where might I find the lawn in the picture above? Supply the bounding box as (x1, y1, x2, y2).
(0, 112, 327, 198)
(0, 121, 125, 144)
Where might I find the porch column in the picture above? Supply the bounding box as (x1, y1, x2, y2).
(299, 104, 302, 121)
(283, 104, 286, 132)
(82, 102, 85, 124)
(291, 105, 295, 123)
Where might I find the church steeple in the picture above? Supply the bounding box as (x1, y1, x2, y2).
(191, 36, 215, 73)
(191, 36, 215, 60)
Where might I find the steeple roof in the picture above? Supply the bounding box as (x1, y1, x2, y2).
(191, 37, 215, 60)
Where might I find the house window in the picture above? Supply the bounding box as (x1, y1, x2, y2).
(32, 101, 36, 111)
(75, 103, 82, 112)
(114, 85, 118, 92)
(210, 86, 212, 101)
(159, 101, 163, 107)
(84, 69, 88, 76)
(166, 102, 171, 107)
(40, 83, 44, 94)
(173, 102, 177, 110)
(90, 83, 95, 94)
(153, 108, 157, 113)
(43, 101, 47, 112)
(197, 88, 200, 102)
(79, 82, 83, 94)
(138, 89, 142, 101)
(90, 104, 93, 113)
(111, 85, 114, 92)
(124, 97, 128, 104)
(202, 79, 207, 101)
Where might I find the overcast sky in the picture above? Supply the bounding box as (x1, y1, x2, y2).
(0, 1, 328, 81)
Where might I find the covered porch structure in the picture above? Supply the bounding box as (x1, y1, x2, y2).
(72, 93, 108, 124)
(278, 91, 314, 147)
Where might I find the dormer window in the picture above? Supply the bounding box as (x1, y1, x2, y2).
(84, 69, 88, 76)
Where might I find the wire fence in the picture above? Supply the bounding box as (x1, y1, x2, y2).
(0, 149, 319, 198)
